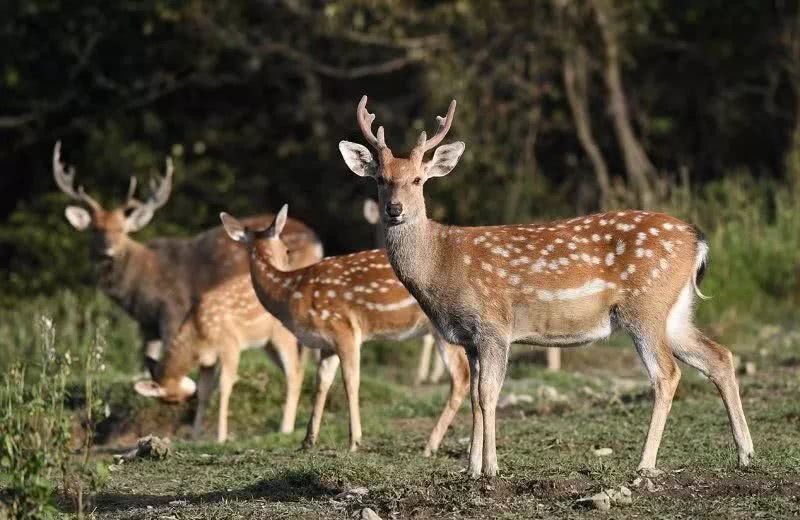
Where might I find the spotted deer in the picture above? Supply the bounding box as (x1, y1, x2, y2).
(221, 207, 469, 456)
(53, 142, 323, 373)
(134, 273, 307, 441)
(339, 96, 753, 478)
(364, 199, 445, 385)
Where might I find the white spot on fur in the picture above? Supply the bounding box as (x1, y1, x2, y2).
(605, 253, 615, 266)
(463, 255, 471, 265)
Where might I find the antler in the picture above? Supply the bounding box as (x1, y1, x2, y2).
(52, 141, 101, 211)
(413, 100, 458, 156)
(357, 95, 387, 151)
(127, 157, 173, 212)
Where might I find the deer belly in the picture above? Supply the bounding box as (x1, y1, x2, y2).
(512, 300, 613, 347)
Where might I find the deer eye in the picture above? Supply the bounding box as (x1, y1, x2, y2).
(412, 177, 422, 186)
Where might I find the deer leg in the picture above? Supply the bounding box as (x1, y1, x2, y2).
(429, 339, 447, 383)
(467, 352, 483, 478)
(632, 333, 681, 472)
(424, 339, 470, 456)
(671, 328, 754, 466)
(546, 348, 561, 371)
(302, 350, 339, 449)
(477, 340, 510, 478)
(336, 332, 363, 452)
(416, 334, 434, 385)
(217, 348, 241, 443)
(192, 365, 216, 440)
(268, 326, 304, 434)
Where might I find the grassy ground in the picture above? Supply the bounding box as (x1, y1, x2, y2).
(54, 322, 800, 520)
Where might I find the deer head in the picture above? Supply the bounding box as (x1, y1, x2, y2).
(134, 376, 197, 403)
(221, 205, 291, 270)
(339, 96, 465, 227)
(53, 141, 173, 258)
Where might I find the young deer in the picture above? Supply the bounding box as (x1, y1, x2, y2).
(339, 96, 753, 478)
(221, 207, 469, 456)
(134, 273, 307, 442)
(53, 142, 323, 371)
(364, 199, 445, 385)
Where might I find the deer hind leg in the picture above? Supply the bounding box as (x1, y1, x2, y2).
(546, 348, 561, 371)
(192, 365, 216, 440)
(217, 346, 241, 443)
(415, 334, 435, 385)
(429, 339, 447, 383)
(671, 327, 754, 466)
(335, 330, 363, 452)
(424, 339, 469, 457)
(268, 326, 305, 434)
(631, 329, 682, 473)
(476, 339, 510, 478)
(302, 350, 339, 449)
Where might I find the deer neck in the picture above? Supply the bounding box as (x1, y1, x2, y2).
(383, 216, 442, 295)
(249, 242, 301, 326)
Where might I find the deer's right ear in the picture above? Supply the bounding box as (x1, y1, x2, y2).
(134, 380, 164, 398)
(339, 141, 377, 177)
(220, 212, 248, 243)
(270, 204, 288, 237)
(65, 206, 92, 230)
(363, 199, 380, 225)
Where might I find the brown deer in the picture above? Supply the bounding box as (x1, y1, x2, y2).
(364, 199, 445, 385)
(134, 273, 306, 442)
(53, 142, 323, 373)
(221, 207, 470, 456)
(338, 96, 753, 478)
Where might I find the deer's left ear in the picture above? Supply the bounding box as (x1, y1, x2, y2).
(425, 142, 465, 178)
(125, 205, 155, 233)
(339, 141, 378, 177)
(134, 380, 164, 398)
(220, 212, 249, 243)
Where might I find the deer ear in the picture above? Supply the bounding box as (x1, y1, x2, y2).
(425, 142, 465, 178)
(220, 212, 249, 243)
(125, 205, 155, 232)
(362, 199, 380, 225)
(134, 380, 164, 398)
(270, 204, 288, 237)
(339, 141, 378, 177)
(65, 206, 92, 230)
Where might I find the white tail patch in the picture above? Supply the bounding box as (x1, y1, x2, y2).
(693, 240, 711, 300)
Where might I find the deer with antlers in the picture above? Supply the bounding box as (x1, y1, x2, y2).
(339, 96, 753, 478)
(364, 199, 445, 385)
(221, 207, 469, 455)
(53, 142, 323, 379)
(134, 273, 306, 441)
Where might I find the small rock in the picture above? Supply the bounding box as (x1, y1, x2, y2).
(113, 435, 171, 463)
(744, 362, 757, 375)
(605, 486, 632, 506)
(645, 479, 657, 493)
(638, 467, 663, 478)
(361, 507, 382, 520)
(576, 492, 611, 511)
(593, 447, 613, 457)
(632, 477, 642, 487)
(498, 393, 534, 409)
(619, 485, 632, 497)
(168, 500, 187, 506)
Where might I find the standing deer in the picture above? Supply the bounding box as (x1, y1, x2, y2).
(134, 273, 306, 441)
(339, 96, 753, 478)
(221, 207, 470, 456)
(364, 199, 445, 385)
(53, 142, 323, 374)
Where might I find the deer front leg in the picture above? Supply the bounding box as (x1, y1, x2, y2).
(192, 365, 216, 440)
(477, 341, 510, 478)
(424, 340, 469, 457)
(415, 334, 435, 385)
(302, 351, 339, 449)
(268, 326, 305, 434)
(467, 352, 483, 478)
(217, 348, 241, 443)
(336, 333, 363, 452)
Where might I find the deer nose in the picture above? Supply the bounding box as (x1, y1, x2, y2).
(386, 202, 403, 218)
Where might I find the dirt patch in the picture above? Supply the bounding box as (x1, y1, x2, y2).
(646, 473, 800, 499)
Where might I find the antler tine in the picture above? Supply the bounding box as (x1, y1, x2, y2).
(124, 176, 144, 209)
(357, 95, 387, 151)
(145, 157, 173, 211)
(419, 99, 458, 153)
(52, 141, 101, 211)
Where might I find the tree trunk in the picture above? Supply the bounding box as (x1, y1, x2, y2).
(590, 0, 658, 208)
(562, 44, 613, 208)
